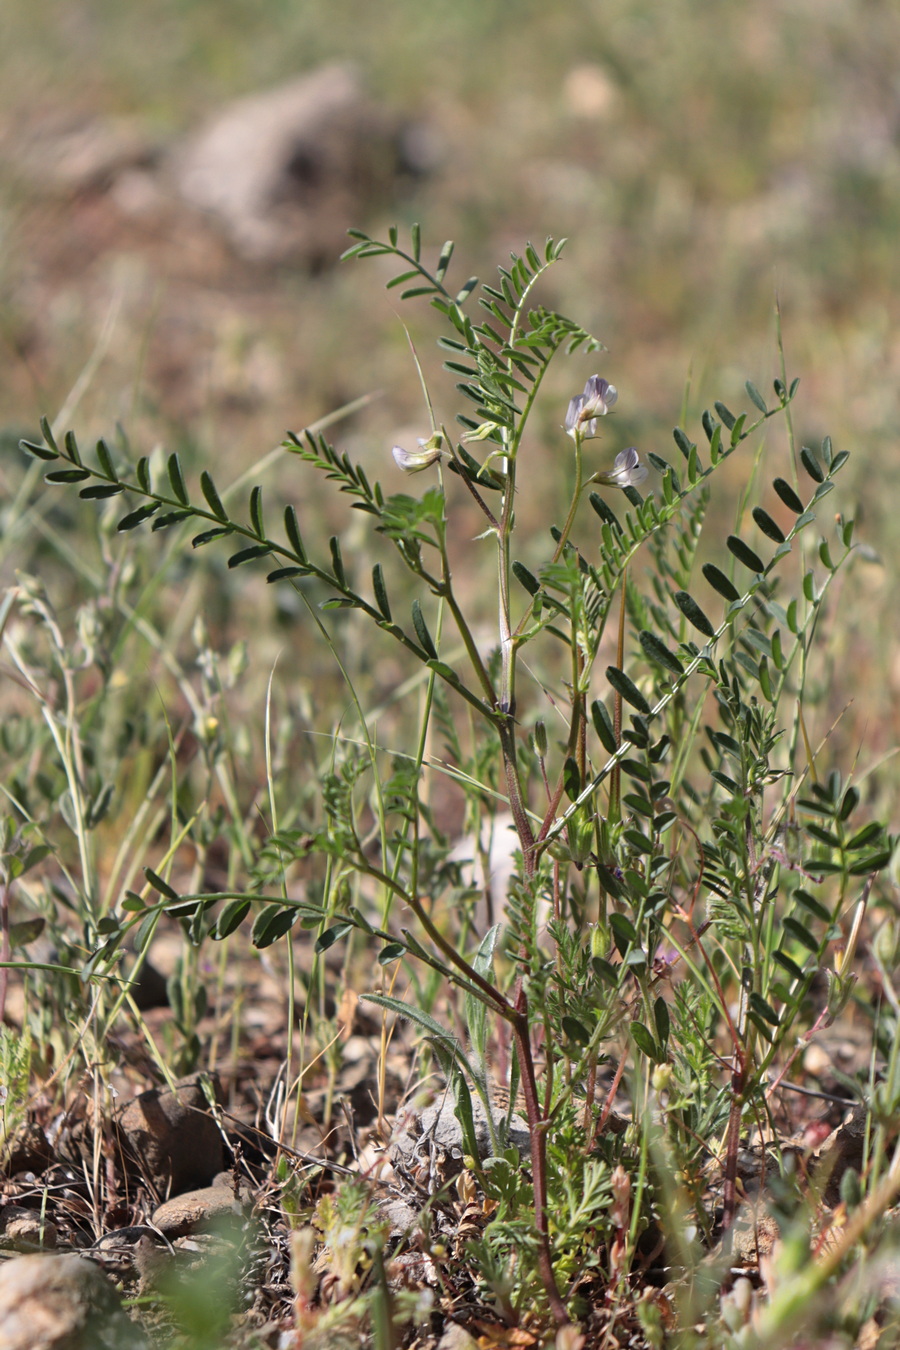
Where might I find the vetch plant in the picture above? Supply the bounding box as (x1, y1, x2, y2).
(11, 225, 894, 1340)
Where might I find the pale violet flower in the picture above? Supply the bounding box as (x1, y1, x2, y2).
(593, 447, 648, 489)
(565, 375, 617, 439)
(392, 436, 443, 473)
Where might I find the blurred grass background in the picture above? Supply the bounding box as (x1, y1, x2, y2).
(1, 0, 898, 771)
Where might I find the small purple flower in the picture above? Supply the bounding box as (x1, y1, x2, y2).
(392, 436, 443, 473)
(565, 375, 617, 439)
(593, 447, 648, 490)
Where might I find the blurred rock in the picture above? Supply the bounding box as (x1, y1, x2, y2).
(151, 1183, 253, 1238)
(814, 1103, 875, 1207)
(1, 1120, 53, 1176)
(436, 1325, 479, 1350)
(563, 63, 619, 119)
(380, 1195, 421, 1237)
(0, 1253, 145, 1350)
(174, 64, 418, 265)
(0, 1205, 58, 1251)
(116, 1072, 224, 1196)
(8, 115, 161, 194)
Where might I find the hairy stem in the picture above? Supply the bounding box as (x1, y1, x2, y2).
(0, 880, 10, 1025)
(511, 986, 569, 1326)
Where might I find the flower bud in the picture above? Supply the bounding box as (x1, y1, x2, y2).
(532, 719, 548, 757)
(651, 1063, 673, 1093)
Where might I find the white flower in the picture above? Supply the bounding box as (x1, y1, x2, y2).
(565, 375, 617, 439)
(392, 437, 443, 473)
(593, 447, 648, 489)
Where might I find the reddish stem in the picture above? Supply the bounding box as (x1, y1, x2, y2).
(511, 982, 569, 1326)
(0, 881, 11, 1025)
(721, 1052, 746, 1239)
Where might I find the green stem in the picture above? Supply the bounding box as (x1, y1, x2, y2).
(610, 565, 627, 823)
(549, 432, 584, 568)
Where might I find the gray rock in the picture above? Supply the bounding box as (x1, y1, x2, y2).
(390, 1092, 531, 1183)
(379, 1195, 423, 1237)
(174, 64, 410, 264)
(116, 1072, 224, 1197)
(437, 1325, 480, 1350)
(0, 1253, 145, 1350)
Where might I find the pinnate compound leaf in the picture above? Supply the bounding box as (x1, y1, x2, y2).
(639, 630, 684, 677)
(200, 471, 228, 520)
(152, 511, 193, 531)
(118, 503, 160, 532)
(703, 563, 740, 602)
(773, 478, 804, 514)
(193, 526, 233, 548)
(674, 590, 715, 638)
(426, 659, 461, 686)
(64, 430, 83, 465)
(80, 484, 125, 500)
(654, 996, 670, 1047)
(144, 867, 179, 901)
(749, 992, 780, 1026)
(752, 507, 786, 543)
(45, 468, 91, 484)
(772, 949, 805, 981)
(249, 485, 265, 537)
(672, 427, 693, 459)
(512, 561, 540, 595)
(591, 700, 617, 754)
(212, 899, 251, 939)
(412, 600, 438, 659)
(562, 1016, 591, 1046)
(284, 505, 306, 560)
(266, 566, 310, 583)
(372, 563, 391, 619)
(252, 904, 301, 948)
(315, 921, 354, 953)
(563, 756, 581, 801)
(95, 439, 116, 479)
(9, 917, 46, 948)
(38, 416, 58, 452)
(329, 536, 345, 586)
(846, 822, 882, 850)
(727, 535, 766, 573)
(745, 381, 768, 414)
(598, 864, 626, 901)
(848, 850, 892, 875)
(168, 453, 188, 505)
(782, 915, 820, 953)
(228, 545, 272, 569)
(800, 446, 825, 483)
(606, 665, 652, 715)
(631, 1020, 661, 1062)
(20, 438, 58, 462)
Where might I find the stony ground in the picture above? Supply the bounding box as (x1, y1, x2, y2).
(0, 932, 889, 1350)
